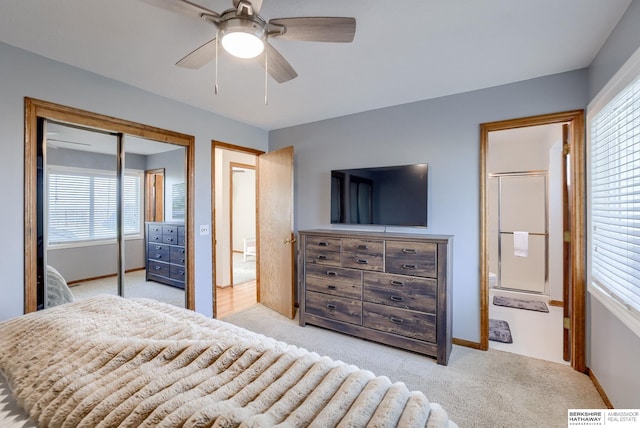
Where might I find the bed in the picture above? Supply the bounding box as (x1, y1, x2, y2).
(0, 295, 456, 427)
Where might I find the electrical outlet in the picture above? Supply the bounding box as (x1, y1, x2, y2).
(199, 224, 210, 236)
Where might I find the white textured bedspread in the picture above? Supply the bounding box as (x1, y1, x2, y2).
(0, 296, 456, 427)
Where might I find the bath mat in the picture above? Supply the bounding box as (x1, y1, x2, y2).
(489, 319, 513, 343)
(493, 296, 549, 313)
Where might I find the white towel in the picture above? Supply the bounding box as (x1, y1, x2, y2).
(513, 231, 529, 257)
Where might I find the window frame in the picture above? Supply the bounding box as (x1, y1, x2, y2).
(587, 44, 640, 338)
(46, 164, 144, 248)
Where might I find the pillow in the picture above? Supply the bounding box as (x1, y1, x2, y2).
(46, 265, 74, 308)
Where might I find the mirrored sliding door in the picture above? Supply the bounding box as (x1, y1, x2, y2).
(26, 99, 194, 312)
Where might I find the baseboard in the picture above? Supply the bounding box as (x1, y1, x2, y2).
(587, 367, 614, 409)
(68, 267, 145, 286)
(452, 337, 483, 349)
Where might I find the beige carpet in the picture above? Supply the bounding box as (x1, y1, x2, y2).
(69, 270, 185, 308)
(222, 304, 606, 428)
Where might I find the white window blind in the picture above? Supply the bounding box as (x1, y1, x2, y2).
(47, 167, 142, 245)
(590, 70, 640, 320)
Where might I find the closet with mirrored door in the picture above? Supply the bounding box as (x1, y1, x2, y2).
(24, 98, 194, 312)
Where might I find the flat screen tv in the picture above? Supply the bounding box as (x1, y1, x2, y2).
(330, 164, 428, 227)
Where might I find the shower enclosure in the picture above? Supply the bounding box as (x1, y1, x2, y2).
(489, 171, 548, 294)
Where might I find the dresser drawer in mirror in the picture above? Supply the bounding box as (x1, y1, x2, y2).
(147, 244, 170, 262)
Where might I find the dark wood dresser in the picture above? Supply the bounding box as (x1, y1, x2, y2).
(145, 222, 186, 289)
(299, 229, 453, 365)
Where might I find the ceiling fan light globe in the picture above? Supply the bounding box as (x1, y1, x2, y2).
(221, 32, 264, 59)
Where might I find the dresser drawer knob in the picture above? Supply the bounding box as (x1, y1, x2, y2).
(402, 248, 417, 254)
(317, 255, 328, 260)
(327, 285, 337, 290)
(154, 266, 161, 271)
(356, 259, 369, 265)
(402, 264, 417, 270)
(326, 304, 337, 310)
(357, 244, 368, 250)
(179, 258, 185, 263)
(390, 296, 404, 302)
(317, 241, 329, 247)
(326, 270, 338, 277)
(390, 316, 404, 324)
(155, 254, 162, 258)
(166, 238, 174, 242)
(390, 280, 405, 286)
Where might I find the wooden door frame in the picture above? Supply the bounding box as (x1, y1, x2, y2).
(479, 110, 586, 372)
(211, 141, 264, 318)
(24, 97, 196, 312)
(144, 168, 165, 222)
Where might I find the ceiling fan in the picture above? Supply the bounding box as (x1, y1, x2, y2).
(144, 0, 356, 83)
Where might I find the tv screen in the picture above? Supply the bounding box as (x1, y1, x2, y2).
(330, 164, 428, 227)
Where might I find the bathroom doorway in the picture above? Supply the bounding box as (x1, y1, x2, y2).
(480, 110, 586, 372)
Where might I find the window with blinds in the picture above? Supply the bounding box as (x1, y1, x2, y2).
(47, 166, 143, 245)
(588, 48, 640, 336)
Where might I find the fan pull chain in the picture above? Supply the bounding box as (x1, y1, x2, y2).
(264, 47, 268, 105)
(214, 32, 219, 95)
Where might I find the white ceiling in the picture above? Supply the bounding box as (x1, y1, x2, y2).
(0, 0, 632, 130)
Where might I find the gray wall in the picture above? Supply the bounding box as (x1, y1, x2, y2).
(269, 0, 640, 407)
(0, 41, 268, 320)
(269, 69, 588, 342)
(584, 0, 640, 409)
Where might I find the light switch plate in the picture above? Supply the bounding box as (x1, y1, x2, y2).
(199, 224, 210, 236)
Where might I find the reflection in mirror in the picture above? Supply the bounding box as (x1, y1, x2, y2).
(40, 122, 186, 308)
(124, 136, 186, 307)
(43, 121, 118, 307)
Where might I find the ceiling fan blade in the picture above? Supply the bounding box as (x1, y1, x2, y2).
(142, 0, 220, 21)
(258, 43, 298, 83)
(233, 0, 263, 14)
(268, 17, 356, 42)
(176, 38, 217, 69)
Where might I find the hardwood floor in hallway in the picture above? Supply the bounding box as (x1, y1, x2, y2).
(215, 280, 257, 318)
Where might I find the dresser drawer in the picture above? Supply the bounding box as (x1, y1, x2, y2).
(363, 302, 436, 342)
(170, 246, 186, 265)
(147, 244, 170, 262)
(305, 247, 341, 266)
(170, 264, 186, 282)
(363, 272, 436, 313)
(177, 227, 186, 246)
(305, 236, 342, 252)
(148, 260, 170, 277)
(306, 264, 362, 299)
(148, 224, 163, 234)
(385, 241, 437, 278)
(305, 263, 361, 283)
(342, 238, 384, 271)
(148, 232, 163, 243)
(306, 291, 362, 325)
(162, 228, 178, 245)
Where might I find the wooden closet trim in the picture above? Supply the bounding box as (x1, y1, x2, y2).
(24, 97, 196, 312)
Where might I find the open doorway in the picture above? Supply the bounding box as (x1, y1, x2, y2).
(212, 142, 263, 318)
(480, 110, 586, 372)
